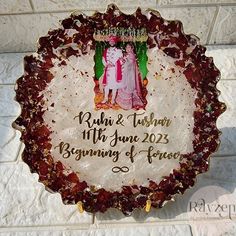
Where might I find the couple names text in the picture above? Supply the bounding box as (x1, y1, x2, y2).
(54, 111, 183, 173)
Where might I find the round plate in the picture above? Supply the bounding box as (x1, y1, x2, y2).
(13, 4, 226, 215)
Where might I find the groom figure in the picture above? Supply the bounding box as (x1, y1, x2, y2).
(101, 36, 123, 104)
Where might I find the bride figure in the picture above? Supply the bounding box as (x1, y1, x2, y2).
(116, 43, 145, 110)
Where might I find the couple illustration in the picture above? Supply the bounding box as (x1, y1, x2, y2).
(99, 36, 145, 110)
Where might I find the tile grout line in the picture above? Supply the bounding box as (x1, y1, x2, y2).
(217, 78, 236, 81)
(15, 142, 23, 162)
(206, 5, 220, 45)
(213, 154, 236, 157)
(92, 217, 236, 226)
(0, 115, 18, 118)
(0, 217, 234, 232)
(0, 6, 149, 17)
(201, 175, 236, 185)
(0, 10, 72, 16)
(0, 224, 92, 232)
(28, 0, 35, 13)
(0, 3, 235, 17)
(156, 3, 236, 8)
(0, 83, 16, 86)
(0, 51, 34, 54)
(0, 160, 22, 165)
(210, 154, 236, 160)
(92, 213, 96, 225)
(189, 224, 195, 236)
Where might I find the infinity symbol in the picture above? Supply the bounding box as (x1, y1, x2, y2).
(112, 166, 129, 173)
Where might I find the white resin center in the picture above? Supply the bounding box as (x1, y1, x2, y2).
(43, 47, 196, 191)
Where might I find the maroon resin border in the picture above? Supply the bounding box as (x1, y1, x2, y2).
(13, 5, 226, 215)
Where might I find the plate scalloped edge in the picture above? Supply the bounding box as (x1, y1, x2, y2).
(12, 4, 226, 215)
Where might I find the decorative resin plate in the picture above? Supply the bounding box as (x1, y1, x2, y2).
(13, 4, 226, 215)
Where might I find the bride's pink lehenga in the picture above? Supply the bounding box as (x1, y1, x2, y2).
(116, 52, 145, 110)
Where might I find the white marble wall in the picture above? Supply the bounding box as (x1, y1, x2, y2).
(0, 0, 235, 52)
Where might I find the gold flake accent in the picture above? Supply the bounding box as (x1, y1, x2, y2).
(77, 201, 84, 213)
(145, 199, 151, 212)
